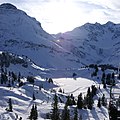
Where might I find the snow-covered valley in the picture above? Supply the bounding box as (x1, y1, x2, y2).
(0, 60, 120, 120)
(0, 51, 119, 120)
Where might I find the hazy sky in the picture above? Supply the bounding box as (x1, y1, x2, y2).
(0, 0, 120, 34)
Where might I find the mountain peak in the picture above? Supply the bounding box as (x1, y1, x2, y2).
(104, 21, 115, 26)
(0, 3, 17, 9)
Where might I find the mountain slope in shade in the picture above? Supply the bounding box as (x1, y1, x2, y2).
(55, 21, 120, 66)
(0, 3, 120, 69)
(0, 3, 81, 69)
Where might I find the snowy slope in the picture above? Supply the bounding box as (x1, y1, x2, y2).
(0, 3, 82, 69)
(0, 3, 120, 69)
(0, 68, 109, 120)
(1, 62, 117, 119)
(0, 49, 118, 120)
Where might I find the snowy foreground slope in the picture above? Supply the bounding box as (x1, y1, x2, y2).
(0, 79, 110, 120)
(0, 52, 117, 120)
(0, 60, 112, 119)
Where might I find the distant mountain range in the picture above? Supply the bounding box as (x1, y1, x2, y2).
(55, 21, 120, 66)
(0, 3, 120, 69)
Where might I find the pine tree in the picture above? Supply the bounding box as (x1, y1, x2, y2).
(112, 72, 115, 80)
(87, 93, 93, 110)
(101, 67, 105, 72)
(19, 117, 22, 120)
(77, 93, 83, 109)
(86, 87, 93, 109)
(83, 95, 87, 109)
(95, 64, 98, 72)
(33, 93, 36, 100)
(51, 94, 60, 120)
(97, 98, 101, 108)
(0, 74, 3, 84)
(66, 96, 72, 106)
(48, 78, 53, 83)
(29, 104, 38, 120)
(101, 72, 105, 84)
(62, 103, 70, 120)
(111, 72, 115, 86)
(58, 88, 62, 93)
(66, 94, 75, 106)
(110, 86, 112, 98)
(102, 94, 106, 106)
(33, 104, 38, 120)
(91, 85, 97, 97)
(27, 76, 34, 84)
(109, 103, 117, 120)
(72, 96, 76, 105)
(74, 107, 78, 120)
(112, 79, 115, 86)
(18, 72, 21, 83)
(8, 98, 13, 112)
(12, 72, 17, 81)
(106, 73, 111, 85)
(103, 79, 106, 88)
(1, 72, 8, 84)
(87, 87, 90, 96)
(29, 105, 34, 119)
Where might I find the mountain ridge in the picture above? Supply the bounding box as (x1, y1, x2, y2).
(0, 3, 120, 69)
(0, 3, 17, 9)
(54, 21, 120, 66)
(0, 3, 78, 69)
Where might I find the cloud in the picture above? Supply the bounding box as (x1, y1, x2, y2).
(0, 0, 120, 33)
(110, 0, 120, 10)
(74, 1, 105, 10)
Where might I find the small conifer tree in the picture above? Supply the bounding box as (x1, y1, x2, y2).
(8, 98, 13, 112)
(102, 94, 106, 106)
(97, 98, 101, 108)
(62, 103, 70, 120)
(51, 94, 60, 120)
(29, 104, 38, 120)
(74, 107, 78, 120)
(77, 93, 83, 109)
(33, 93, 36, 100)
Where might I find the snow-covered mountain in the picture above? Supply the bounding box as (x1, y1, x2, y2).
(0, 3, 80, 69)
(0, 3, 120, 70)
(55, 22, 120, 66)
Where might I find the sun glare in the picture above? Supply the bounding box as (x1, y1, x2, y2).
(41, 1, 84, 34)
(30, 0, 113, 34)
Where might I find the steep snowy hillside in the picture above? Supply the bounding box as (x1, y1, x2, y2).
(55, 22, 120, 66)
(0, 3, 81, 69)
(0, 3, 120, 69)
